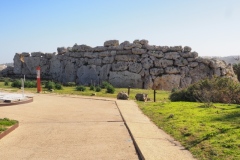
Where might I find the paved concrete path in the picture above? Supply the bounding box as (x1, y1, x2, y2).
(0, 94, 138, 160)
(116, 100, 196, 160)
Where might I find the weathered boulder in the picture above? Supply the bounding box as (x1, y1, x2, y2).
(154, 59, 173, 68)
(132, 48, 146, 54)
(102, 56, 114, 64)
(165, 67, 180, 74)
(148, 51, 164, 58)
(109, 71, 143, 88)
(112, 62, 128, 71)
(22, 52, 30, 57)
(150, 68, 164, 76)
(135, 93, 148, 101)
(164, 52, 180, 60)
(72, 44, 92, 52)
(174, 58, 188, 66)
(117, 92, 129, 100)
(31, 52, 44, 57)
(170, 46, 182, 52)
(129, 63, 142, 73)
(104, 40, 119, 47)
(184, 46, 192, 52)
(144, 76, 153, 89)
(142, 58, 153, 69)
(115, 55, 139, 62)
(57, 47, 68, 55)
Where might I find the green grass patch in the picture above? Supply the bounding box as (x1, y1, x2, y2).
(0, 118, 18, 133)
(138, 101, 240, 160)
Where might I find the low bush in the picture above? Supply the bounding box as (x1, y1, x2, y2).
(55, 83, 63, 90)
(4, 80, 9, 86)
(45, 81, 55, 90)
(24, 80, 36, 88)
(11, 79, 22, 88)
(170, 77, 240, 104)
(90, 85, 95, 91)
(106, 85, 115, 94)
(101, 81, 111, 89)
(95, 86, 101, 92)
(76, 85, 86, 91)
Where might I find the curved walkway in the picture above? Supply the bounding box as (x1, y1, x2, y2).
(0, 93, 196, 160)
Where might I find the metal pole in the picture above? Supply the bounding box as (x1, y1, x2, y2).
(21, 78, 25, 98)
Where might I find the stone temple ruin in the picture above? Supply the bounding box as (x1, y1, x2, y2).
(0, 39, 237, 90)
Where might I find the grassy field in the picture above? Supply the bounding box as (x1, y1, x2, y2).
(138, 101, 240, 160)
(0, 81, 239, 159)
(0, 118, 18, 133)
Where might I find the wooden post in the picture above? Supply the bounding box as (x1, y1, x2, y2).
(128, 86, 131, 95)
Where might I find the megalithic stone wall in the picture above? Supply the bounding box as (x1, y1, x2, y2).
(12, 39, 237, 90)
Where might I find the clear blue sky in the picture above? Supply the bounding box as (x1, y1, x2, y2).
(0, 0, 240, 63)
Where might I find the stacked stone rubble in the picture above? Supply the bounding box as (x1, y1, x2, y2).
(11, 39, 237, 90)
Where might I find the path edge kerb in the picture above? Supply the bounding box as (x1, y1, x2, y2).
(0, 97, 33, 107)
(114, 101, 145, 160)
(0, 123, 19, 140)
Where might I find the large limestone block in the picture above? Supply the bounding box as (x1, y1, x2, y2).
(88, 58, 102, 66)
(24, 57, 41, 74)
(112, 62, 128, 71)
(148, 51, 164, 58)
(109, 71, 143, 88)
(164, 52, 180, 60)
(22, 52, 30, 57)
(141, 58, 153, 69)
(104, 40, 119, 47)
(174, 58, 188, 66)
(180, 52, 198, 58)
(102, 57, 114, 64)
(189, 64, 212, 83)
(116, 50, 132, 55)
(150, 68, 164, 76)
(139, 39, 149, 45)
(49, 56, 62, 79)
(69, 52, 84, 58)
(57, 47, 68, 55)
(84, 52, 98, 58)
(154, 59, 173, 68)
(115, 55, 139, 62)
(13, 53, 22, 74)
(153, 74, 181, 90)
(158, 46, 170, 53)
(99, 64, 111, 81)
(165, 67, 180, 74)
(72, 44, 92, 52)
(98, 51, 116, 57)
(209, 59, 227, 69)
(144, 75, 153, 89)
(93, 46, 107, 52)
(62, 61, 77, 83)
(184, 46, 192, 52)
(170, 46, 183, 52)
(180, 77, 192, 88)
(132, 48, 146, 54)
(129, 63, 142, 73)
(77, 65, 100, 85)
(31, 52, 44, 57)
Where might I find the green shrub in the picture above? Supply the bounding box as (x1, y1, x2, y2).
(106, 85, 115, 94)
(11, 79, 22, 88)
(4, 80, 9, 86)
(170, 77, 240, 104)
(55, 83, 63, 90)
(24, 80, 36, 88)
(90, 85, 95, 91)
(96, 86, 101, 92)
(45, 81, 55, 90)
(101, 81, 111, 89)
(76, 85, 86, 91)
